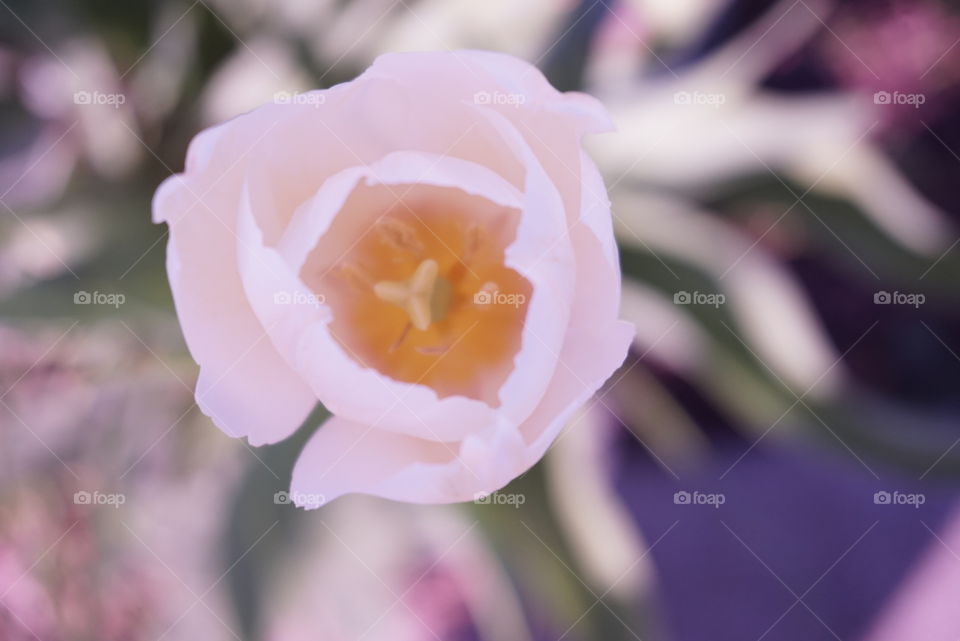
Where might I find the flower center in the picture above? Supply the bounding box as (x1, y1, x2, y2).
(373, 259, 451, 331)
(299, 183, 530, 405)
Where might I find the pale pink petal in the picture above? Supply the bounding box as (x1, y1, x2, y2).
(519, 221, 634, 461)
(290, 415, 526, 505)
(236, 73, 527, 225)
(153, 114, 317, 445)
(577, 149, 621, 275)
(475, 107, 576, 424)
(365, 50, 614, 134)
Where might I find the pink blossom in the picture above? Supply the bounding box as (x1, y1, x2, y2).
(154, 50, 633, 505)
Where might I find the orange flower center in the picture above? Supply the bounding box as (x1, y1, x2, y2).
(300, 183, 531, 405)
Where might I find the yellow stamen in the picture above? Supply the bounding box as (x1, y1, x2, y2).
(377, 218, 424, 254)
(338, 262, 375, 289)
(373, 259, 451, 331)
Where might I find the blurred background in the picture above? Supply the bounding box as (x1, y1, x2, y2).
(2, 0, 960, 639)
